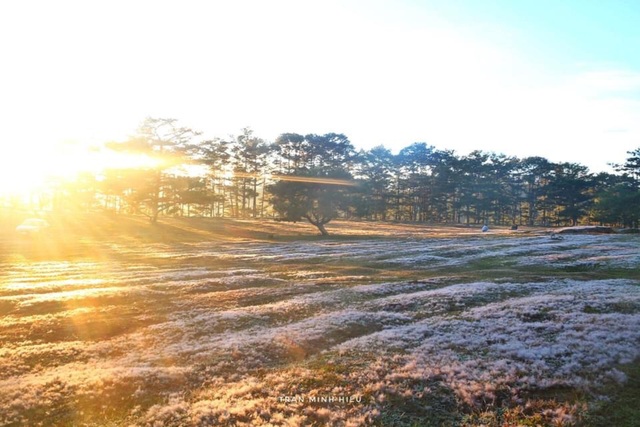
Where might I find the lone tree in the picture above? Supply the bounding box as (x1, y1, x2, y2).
(268, 133, 356, 236)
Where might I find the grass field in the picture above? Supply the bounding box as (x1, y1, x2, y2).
(1, 215, 639, 426)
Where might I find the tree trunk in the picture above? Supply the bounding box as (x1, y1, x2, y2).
(260, 177, 266, 218)
(315, 222, 329, 236)
(305, 215, 330, 236)
(253, 177, 258, 218)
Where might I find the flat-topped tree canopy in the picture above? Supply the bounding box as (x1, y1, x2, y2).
(269, 133, 357, 236)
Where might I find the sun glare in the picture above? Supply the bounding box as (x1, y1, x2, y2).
(0, 144, 162, 197)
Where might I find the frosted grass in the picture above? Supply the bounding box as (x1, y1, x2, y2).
(1, 233, 639, 426)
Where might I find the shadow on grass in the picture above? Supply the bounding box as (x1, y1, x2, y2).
(584, 359, 640, 427)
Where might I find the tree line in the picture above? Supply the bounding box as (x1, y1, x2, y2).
(7, 117, 640, 235)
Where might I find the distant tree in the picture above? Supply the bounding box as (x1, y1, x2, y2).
(306, 133, 356, 169)
(397, 143, 436, 222)
(355, 146, 395, 220)
(483, 153, 520, 225)
(274, 133, 308, 173)
(516, 157, 553, 226)
(592, 172, 640, 228)
(106, 117, 199, 223)
(185, 137, 231, 217)
(88, 117, 635, 229)
(615, 147, 640, 183)
(268, 133, 356, 235)
(269, 169, 355, 235)
(455, 150, 488, 225)
(547, 163, 593, 226)
(231, 128, 271, 218)
(427, 150, 458, 223)
(170, 176, 215, 216)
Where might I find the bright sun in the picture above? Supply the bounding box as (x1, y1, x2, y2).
(0, 142, 160, 197)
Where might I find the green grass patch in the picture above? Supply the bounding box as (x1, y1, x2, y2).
(584, 359, 640, 427)
(374, 380, 461, 427)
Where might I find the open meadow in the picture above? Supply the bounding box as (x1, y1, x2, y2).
(1, 216, 639, 426)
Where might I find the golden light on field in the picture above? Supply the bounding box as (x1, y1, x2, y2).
(0, 143, 162, 197)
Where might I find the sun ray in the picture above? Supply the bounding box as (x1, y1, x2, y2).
(0, 143, 163, 198)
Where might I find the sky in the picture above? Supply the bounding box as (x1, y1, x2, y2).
(1, 0, 640, 173)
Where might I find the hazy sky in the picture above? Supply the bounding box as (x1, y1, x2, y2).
(1, 0, 639, 172)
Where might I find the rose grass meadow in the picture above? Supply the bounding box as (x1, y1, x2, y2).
(1, 218, 639, 426)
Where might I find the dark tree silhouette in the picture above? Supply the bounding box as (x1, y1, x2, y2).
(268, 133, 356, 235)
(20, 116, 640, 232)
